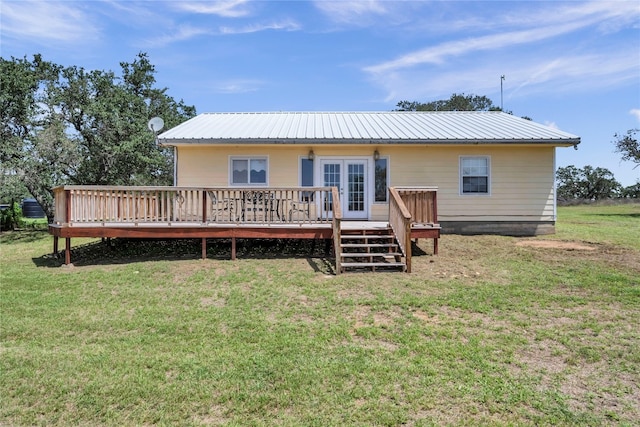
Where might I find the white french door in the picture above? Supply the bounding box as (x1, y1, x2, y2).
(319, 159, 369, 219)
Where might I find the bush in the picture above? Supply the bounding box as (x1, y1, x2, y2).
(0, 202, 23, 231)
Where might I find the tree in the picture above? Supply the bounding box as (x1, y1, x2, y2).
(0, 53, 196, 221)
(556, 165, 621, 202)
(396, 93, 498, 112)
(613, 129, 639, 169)
(621, 181, 640, 199)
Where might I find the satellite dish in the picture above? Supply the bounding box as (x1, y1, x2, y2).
(147, 117, 164, 133)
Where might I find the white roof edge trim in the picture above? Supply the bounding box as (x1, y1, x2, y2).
(157, 111, 581, 144)
(159, 139, 580, 147)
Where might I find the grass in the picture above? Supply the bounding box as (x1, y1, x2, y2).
(1, 203, 638, 426)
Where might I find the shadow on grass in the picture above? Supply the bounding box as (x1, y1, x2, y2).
(0, 229, 49, 244)
(411, 240, 429, 256)
(586, 213, 640, 218)
(32, 238, 336, 272)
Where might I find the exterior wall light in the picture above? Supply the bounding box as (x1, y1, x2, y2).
(308, 150, 315, 160)
(374, 150, 380, 161)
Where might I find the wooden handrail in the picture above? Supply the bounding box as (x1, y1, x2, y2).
(388, 187, 412, 273)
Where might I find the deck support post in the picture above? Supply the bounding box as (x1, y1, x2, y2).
(53, 236, 59, 257)
(433, 238, 438, 255)
(65, 238, 71, 265)
(231, 237, 236, 260)
(201, 238, 207, 260)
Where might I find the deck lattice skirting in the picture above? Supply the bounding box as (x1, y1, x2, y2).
(48, 186, 440, 272)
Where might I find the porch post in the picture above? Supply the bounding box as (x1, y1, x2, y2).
(231, 237, 236, 260)
(53, 236, 59, 257)
(201, 238, 207, 260)
(65, 189, 71, 225)
(202, 190, 207, 224)
(65, 238, 71, 265)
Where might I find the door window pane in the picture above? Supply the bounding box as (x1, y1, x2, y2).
(323, 163, 340, 211)
(348, 163, 365, 212)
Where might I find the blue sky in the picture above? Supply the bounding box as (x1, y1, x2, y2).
(2, 0, 639, 186)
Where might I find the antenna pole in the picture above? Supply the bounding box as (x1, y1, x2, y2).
(500, 75, 505, 111)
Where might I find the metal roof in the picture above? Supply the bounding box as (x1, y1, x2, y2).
(158, 111, 580, 146)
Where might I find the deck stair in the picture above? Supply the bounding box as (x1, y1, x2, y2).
(339, 225, 406, 272)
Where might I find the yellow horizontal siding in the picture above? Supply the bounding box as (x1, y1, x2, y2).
(176, 144, 557, 222)
(177, 146, 307, 187)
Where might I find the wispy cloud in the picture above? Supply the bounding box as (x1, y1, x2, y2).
(511, 51, 638, 95)
(213, 79, 264, 94)
(0, 0, 99, 45)
(313, 0, 389, 25)
(362, 1, 640, 102)
(365, 17, 607, 75)
(220, 20, 300, 35)
(142, 25, 213, 48)
(173, 0, 252, 18)
(365, 0, 640, 75)
(100, 0, 173, 29)
(631, 109, 640, 122)
(143, 19, 300, 47)
(372, 47, 638, 105)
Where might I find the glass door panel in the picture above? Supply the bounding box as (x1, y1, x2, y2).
(320, 159, 368, 219)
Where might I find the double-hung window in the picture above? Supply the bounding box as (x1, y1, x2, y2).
(460, 156, 490, 195)
(231, 157, 268, 185)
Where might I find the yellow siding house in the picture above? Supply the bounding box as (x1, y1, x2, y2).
(158, 111, 580, 235)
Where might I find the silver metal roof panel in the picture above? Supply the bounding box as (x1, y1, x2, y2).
(158, 111, 580, 146)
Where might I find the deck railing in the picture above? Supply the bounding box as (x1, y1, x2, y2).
(52, 186, 338, 226)
(395, 186, 438, 225)
(388, 187, 413, 273)
(388, 186, 439, 273)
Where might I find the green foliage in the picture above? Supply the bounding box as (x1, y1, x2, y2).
(396, 93, 496, 111)
(556, 165, 621, 202)
(0, 172, 30, 204)
(621, 180, 640, 199)
(613, 128, 639, 168)
(0, 53, 196, 221)
(0, 202, 23, 231)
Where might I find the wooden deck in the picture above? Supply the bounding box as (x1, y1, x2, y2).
(48, 186, 440, 272)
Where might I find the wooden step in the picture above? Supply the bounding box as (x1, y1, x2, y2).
(341, 234, 395, 240)
(340, 252, 402, 258)
(340, 235, 396, 242)
(340, 262, 406, 269)
(341, 243, 397, 248)
(337, 226, 405, 272)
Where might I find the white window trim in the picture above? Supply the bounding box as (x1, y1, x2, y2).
(459, 155, 491, 196)
(229, 156, 269, 186)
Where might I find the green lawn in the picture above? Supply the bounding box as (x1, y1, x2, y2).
(1, 203, 638, 426)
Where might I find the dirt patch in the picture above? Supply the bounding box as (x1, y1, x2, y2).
(515, 240, 597, 251)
